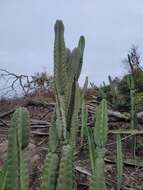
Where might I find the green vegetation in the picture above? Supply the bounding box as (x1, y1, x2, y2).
(0, 20, 142, 190)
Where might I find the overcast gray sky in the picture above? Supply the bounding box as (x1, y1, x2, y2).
(0, 0, 143, 85)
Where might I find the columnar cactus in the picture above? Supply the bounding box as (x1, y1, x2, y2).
(0, 166, 7, 190)
(88, 99, 108, 190)
(81, 77, 88, 142)
(116, 134, 123, 190)
(127, 74, 137, 130)
(108, 75, 119, 108)
(56, 145, 75, 190)
(41, 20, 85, 190)
(53, 20, 85, 142)
(2, 20, 85, 190)
(127, 74, 137, 157)
(41, 152, 59, 190)
(5, 107, 30, 190)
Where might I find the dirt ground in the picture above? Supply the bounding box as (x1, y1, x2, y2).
(0, 96, 143, 190)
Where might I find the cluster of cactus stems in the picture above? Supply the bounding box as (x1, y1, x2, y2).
(41, 20, 85, 190)
(0, 20, 85, 190)
(127, 74, 138, 157)
(0, 20, 134, 190)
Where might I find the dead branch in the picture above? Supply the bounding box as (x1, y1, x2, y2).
(0, 69, 53, 97)
(0, 69, 31, 96)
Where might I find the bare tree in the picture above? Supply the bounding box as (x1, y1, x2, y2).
(123, 45, 143, 74)
(0, 69, 53, 97)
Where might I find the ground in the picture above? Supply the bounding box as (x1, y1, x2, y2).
(0, 96, 143, 189)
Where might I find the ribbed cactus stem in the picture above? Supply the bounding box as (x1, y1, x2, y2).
(0, 164, 7, 190)
(76, 36, 85, 80)
(94, 99, 108, 148)
(127, 74, 137, 157)
(89, 99, 108, 190)
(56, 145, 75, 190)
(54, 20, 67, 140)
(5, 108, 29, 190)
(41, 153, 59, 190)
(80, 77, 88, 142)
(69, 84, 80, 149)
(89, 148, 106, 190)
(54, 20, 67, 95)
(11, 107, 30, 149)
(41, 20, 85, 190)
(49, 110, 59, 153)
(116, 134, 123, 190)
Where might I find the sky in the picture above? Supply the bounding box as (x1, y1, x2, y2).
(0, 0, 143, 85)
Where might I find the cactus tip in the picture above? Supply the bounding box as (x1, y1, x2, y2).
(54, 20, 64, 32)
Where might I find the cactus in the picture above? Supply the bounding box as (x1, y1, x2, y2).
(15, 107, 30, 149)
(1, 20, 85, 190)
(127, 74, 137, 157)
(86, 127, 96, 173)
(41, 20, 85, 190)
(41, 153, 59, 190)
(54, 20, 67, 96)
(5, 107, 30, 190)
(76, 36, 85, 80)
(80, 77, 88, 142)
(127, 74, 137, 130)
(81, 99, 88, 142)
(0, 166, 7, 190)
(99, 84, 107, 99)
(116, 134, 123, 190)
(69, 84, 81, 148)
(88, 99, 108, 190)
(48, 111, 59, 153)
(89, 148, 106, 190)
(108, 75, 119, 109)
(108, 75, 112, 84)
(94, 99, 108, 148)
(56, 145, 75, 190)
(54, 20, 85, 142)
(54, 20, 68, 140)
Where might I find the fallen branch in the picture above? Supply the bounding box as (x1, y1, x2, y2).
(0, 108, 16, 118)
(26, 100, 55, 109)
(108, 129, 143, 135)
(105, 158, 143, 167)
